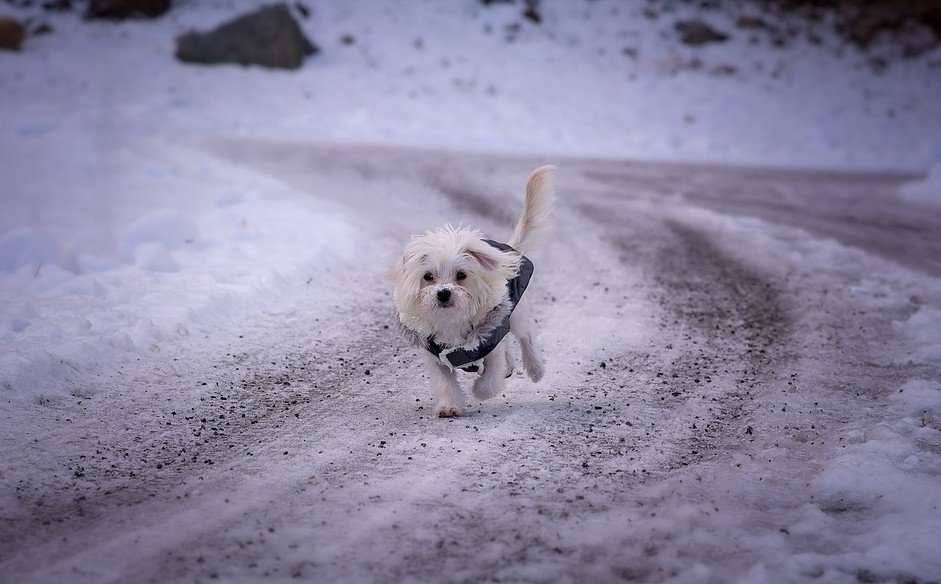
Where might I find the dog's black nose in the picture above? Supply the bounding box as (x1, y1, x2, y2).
(437, 289, 452, 303)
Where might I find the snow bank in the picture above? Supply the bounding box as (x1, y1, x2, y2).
(0, 145, 370, 404)
(119, 210, 201, 272)
(0, 228, 59, 273)
(899, 162, 941, 205)
(121, 210, 200, 259)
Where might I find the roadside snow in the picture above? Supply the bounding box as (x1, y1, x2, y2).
(0, 142, 366, 402)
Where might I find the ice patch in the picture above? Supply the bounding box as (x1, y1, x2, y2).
(0, 227, 58, 273)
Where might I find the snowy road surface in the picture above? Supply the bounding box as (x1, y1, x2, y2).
(2, 144, 941, 583)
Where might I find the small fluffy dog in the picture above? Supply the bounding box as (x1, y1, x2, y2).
(392, 166, 554, 417)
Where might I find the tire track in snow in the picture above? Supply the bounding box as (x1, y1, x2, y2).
(650, 219, 793, 460)
(583, 165, 941, 278)
(574, 196, 794, 470)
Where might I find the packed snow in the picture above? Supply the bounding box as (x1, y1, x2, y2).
(2, 1, 941, 583)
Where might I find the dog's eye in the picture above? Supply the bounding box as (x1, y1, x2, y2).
(423, 272, 434, 282)
(455, 271, 467, 281)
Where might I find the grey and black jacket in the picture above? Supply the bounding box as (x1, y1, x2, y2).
(396, 239, 534, 373)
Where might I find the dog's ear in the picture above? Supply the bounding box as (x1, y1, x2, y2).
(391, 245, 428, 310)
(396, 247, 421, 270)
(394, 247, 426, 279)
(467, 247, 500, 271)
(465, 240, 520, 280)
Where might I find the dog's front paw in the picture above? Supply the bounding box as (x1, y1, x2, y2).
(435, 404, 462, 418)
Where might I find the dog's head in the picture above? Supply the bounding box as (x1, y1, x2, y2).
(392, 226, 520, 339)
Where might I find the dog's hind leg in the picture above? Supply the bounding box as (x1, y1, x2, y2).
(510, 303, 545, 382)
(517, 332, 545, 382)
(504, 346, 515, 378)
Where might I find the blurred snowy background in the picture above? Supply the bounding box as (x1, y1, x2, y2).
(5, 0, 941, 167)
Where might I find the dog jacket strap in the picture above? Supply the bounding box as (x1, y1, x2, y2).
(426, 239, 533, 372)
(427, 316, 511, 370)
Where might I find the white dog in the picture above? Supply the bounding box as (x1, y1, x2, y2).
(391, 166, 554, 417)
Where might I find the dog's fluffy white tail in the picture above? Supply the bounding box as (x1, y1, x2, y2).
(508, 165, 555, 255)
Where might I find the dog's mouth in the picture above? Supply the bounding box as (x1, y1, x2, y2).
(437, 301, 454, 308)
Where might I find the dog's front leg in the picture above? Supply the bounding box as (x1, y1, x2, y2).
(471, 343, 508, 401)
(420, 351, 465, 417)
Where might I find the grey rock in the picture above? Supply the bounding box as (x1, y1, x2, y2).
(0, 17, 25, 51)
(175, 3, 317, 70)
(675, 19, 730, 46)
(735, 15, 768, 30)
(42, 0, 73, 11)
(85, 0, 170, 20)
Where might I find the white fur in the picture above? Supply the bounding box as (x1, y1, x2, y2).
(392, 165, 555, 417)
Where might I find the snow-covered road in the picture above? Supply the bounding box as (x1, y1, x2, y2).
(3, 144, 940, 583)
